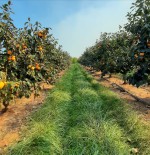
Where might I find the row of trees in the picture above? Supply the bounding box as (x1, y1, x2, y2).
(79, 0, 150, 87)
(0, 1, 71, 111)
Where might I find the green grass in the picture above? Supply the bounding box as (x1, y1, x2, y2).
(7, 63, 150, 155)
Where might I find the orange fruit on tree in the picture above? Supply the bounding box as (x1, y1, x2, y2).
(31, 66, 35, 70)
(22, 44, 27, 49)
(134, 54, 138, 58)
(28, 65, 32, 69)
(8, 56, 12, 61)
(7, 50, 12, 55)
(15, 83, 19, 87)
(35, 63, 40, 70)
(38, 31, 43, 38)
(0, 81, 5, 89)
(140, 52, 144, 56)
(36, 66, 40, 70)
(38, 46, 43, 51)
(36, 65, 40, 70)
(11, 55, 16, 61)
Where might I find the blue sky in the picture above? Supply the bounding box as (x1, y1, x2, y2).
(0, 0, 134, 57)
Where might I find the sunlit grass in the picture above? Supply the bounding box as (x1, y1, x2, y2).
(7, 63, 150, 155)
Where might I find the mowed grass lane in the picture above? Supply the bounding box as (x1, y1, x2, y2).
(8, 63, 150, 155)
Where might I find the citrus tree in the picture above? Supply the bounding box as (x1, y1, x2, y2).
(125, 0, 150, 86)
(79, 0, 150, 87)
(0, 1, 19, 111)
(79, 30, 135, 82)
(0, 1, 71, 112)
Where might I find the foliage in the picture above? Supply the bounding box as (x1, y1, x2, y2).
(79, 0, 150, 87)
(0, 1, 71, 111)
(125, 0, 150, 86)
(79, 30, 135, 80)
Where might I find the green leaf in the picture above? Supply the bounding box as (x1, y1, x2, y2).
(8, 1, 11, 5)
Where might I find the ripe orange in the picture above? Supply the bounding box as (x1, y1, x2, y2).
(140, 52, 144, 56)
(28, 65, 32, 69)
(36, 66, 40, 70)
(36, 65, 40, 70)
(22, 45, 27, 49)
(134, 54, 138, 58)
(0, 81, 5, 89)
(31, 66, 35, 70)
(35, 63, 40, 70)
(38, 46, 43, 51)
(15, 83, 19, 87)
(7, 50, 12, 55)
(38, 31, 43, 38)
(11, 55, 16, 61)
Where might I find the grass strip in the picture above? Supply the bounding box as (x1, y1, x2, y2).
(7, 63, 150, 155)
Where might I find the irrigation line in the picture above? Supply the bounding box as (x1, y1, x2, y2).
(86, 69, 150, 106)
(104, 78, 150, 106)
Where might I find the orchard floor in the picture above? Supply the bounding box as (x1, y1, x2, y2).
(0, 83, 53, 153)
(5, 64, 150, 155)
(0, 65, 150, 154)
(0, 71, 65, 154)
(87, 70, 150, 122)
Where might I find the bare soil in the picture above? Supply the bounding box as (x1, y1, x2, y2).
(0, 83, 53, 153)
(0, 70, 65, 153)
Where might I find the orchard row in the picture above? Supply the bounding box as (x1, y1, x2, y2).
(0, 1, 71, 111)
(79, 0, 150, 87)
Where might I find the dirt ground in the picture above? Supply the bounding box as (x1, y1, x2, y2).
(87, 70, 150, 123)
(0, 70, 65, 153)
(0, 83, 53, 153)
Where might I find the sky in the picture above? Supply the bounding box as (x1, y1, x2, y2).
(0, 0, 134, 57)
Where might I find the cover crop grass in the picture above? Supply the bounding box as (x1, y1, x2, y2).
(8, 63, 150, 155)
